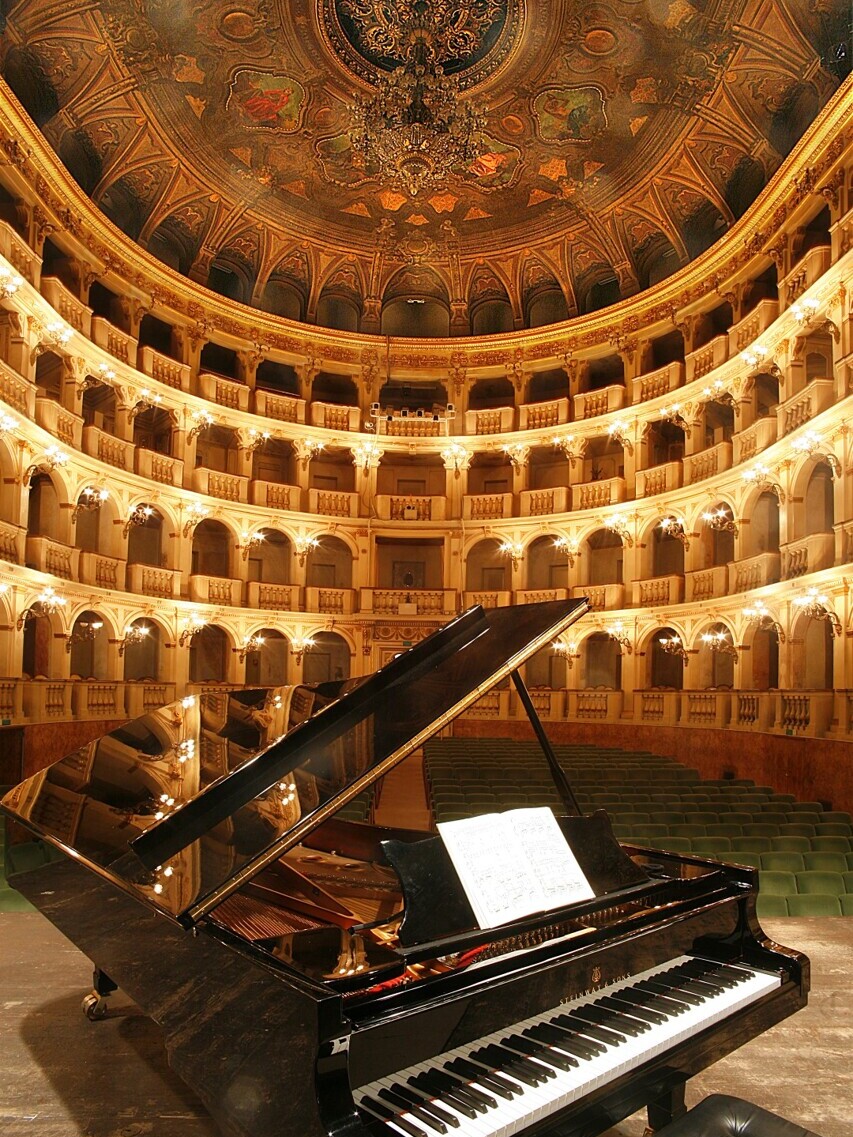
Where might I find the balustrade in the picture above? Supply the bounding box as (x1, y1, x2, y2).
(519, 486, 569, 516)
(254, 390, 305, 422)
(636, 460, 681, 498)
(78, 551, 123, 590)
(91, 317, 136, 366)
(574, 384, 624, 420)
(191, 466, 249, 502)
(83, 424, 133, 471)
(245, 582, 301, 611)
(728, 299, 778, 353)
(189, 574, 240, 605)
(572, 476, 626, 510)
(731, 552, 781, 591)
(41, 277, 92, 337)
(781, 531, 835, 579)
(634, 575, 684, 606)
(686, 565, 729, 602)
(126, 562, 180, 599)
(310, 402, 360, 431)
(308, 487, 358, 517)
(136, 448, 183, 486)
(463, 492, 513, 520)
(519, 398, 568, 430)
(631, 362, 683, 404)
(250, 480, 299, 510)
(304, 586, 354, 614)
(685, 334, 728, 382)
(685, 441, 731, 485)
(680, 691, 731, 728)
(25, 535, 79, 580)
(35, 396, 81, 447)
(139, 346, 190, 390)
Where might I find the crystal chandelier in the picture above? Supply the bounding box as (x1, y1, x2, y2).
(347, 3, 488, 196)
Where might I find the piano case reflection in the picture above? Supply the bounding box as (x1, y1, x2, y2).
(1, 599, 808, 1137)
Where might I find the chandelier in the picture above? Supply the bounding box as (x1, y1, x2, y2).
(347, 2, 488, 196)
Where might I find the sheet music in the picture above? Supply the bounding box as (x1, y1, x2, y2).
(437, 807, 595, 930)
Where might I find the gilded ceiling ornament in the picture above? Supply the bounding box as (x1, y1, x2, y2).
(338, 0, 505, 67)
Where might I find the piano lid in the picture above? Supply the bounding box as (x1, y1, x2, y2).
(1, 599, 587, 924)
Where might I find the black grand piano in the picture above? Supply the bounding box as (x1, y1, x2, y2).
(2, 599, 808, 1137)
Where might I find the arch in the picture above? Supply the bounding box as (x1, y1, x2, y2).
(81, 381, 117, 433)
(73, 488, 118, 558)
(260, 249, 310, 320)
(803, 460, 834, 537)
(3, 45, 60, 127)
(147, 217, 201, 277)
(98, 177, 146, 241)
(468, 266, 514, 335)
(468, 376, 515, 410)
(681, 200, 727, 259)
(249, 528, 291, 585)
(196, 422, 240, 473)
(67, 608, 110, 680)
(58, 128, 103, 196)
(34, 350, 64, 401)
(122, 617, 164, 682)
(522, 259, 568, 328)
(724, 156, 767, 220)
(650, 519, 685, 578)
(525, 643, 566, 689)
(464, 537, 508, 592)
(317, 262, 363, 332)
(697, 500, 736, 569)
(791, 610, 833, 690)
(26, 471, 63, 541)
(575, 266, 621, 315)
(743, 622, 780, 691)
(192, 519, 233, 579)
(207, 249, 254, 304)
(381, 266, 450, 338)
(189, 624, 230, 683)
(694, 620, 736, 689)
(305, 535, 354, 589)
(127, 506, 166, 569)
(526, 534, 569, 590)
(583, 631, 622, 690)
(582, 528, 624, 586)
(245, 628, 290, 687)
(302, 631, 351, 684)
(743, 490, 780, 559)
(133, 404, 176, 457)
(647, 626, 685, 690)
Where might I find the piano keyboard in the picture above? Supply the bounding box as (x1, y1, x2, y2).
(353, 955, 781, 1137)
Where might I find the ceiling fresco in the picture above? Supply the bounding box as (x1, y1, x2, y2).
(0, 0, 849, 327)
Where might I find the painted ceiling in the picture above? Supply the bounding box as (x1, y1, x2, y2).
(0, 0, 849, 325)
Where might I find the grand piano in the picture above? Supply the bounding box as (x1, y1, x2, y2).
(2, 599, 808, 1137)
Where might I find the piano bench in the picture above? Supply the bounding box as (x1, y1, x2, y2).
(652, 1095, 825, 1137)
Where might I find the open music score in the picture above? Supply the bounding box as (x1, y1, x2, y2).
(437, 807, 596, 929)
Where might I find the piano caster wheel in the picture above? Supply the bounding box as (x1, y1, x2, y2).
(82, 992, 109, 1021)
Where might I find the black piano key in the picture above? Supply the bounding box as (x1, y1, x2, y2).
(597, 995, 667, 1025)
(631, 981, 693, 1011)
(360, 1094, 429, 1137)
(655, 974, 712, 1000)
(571, 1005, 646, 1037)
(378, 1088, 448, 1134)
(470, 1045, 545, 1087)
(638, 978, 704, 1006)
(679, 976, 725, 997)
(425, 1070, 491, 1114)
(390, 1083, 460, 1129)
(485, 1042, 556, 1083)
(553, 1012, 626, 1047)
(501, 1033, 578, 1071)
(617, 987, 689, 1016)
(445, 1058, 519, 1099)
(683, 959, 748, 987)
(437, 1067, 496, 1109)
(409, 1074, 478, 1119)
(524, 1022, 603, 1059)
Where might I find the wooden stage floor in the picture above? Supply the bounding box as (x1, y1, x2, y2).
(1, 912, 851, 1137)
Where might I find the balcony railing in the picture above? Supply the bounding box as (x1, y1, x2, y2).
(567, 689, 623, 721)
(362, 588, 457, 615)
(782, 531, 834, 579)
(572, 476, 626, 510)
(466, 406, 514, 435)
(686, 565, 729, 602)
(463, 590, 511, 609)
(254, 389, 306, 422)
(680, 691, 731, 729)
(376, 495, 446, 521)
(634, 574, 684, 606)
(733, 416, 778, 464)
(519, 398, 569, 430)
(189, 574, 240, 605)
(199, 372, 249, 411)
(519, 486, 569, 516)
(685, 441, 732, 485)
(83, 424, 133, 471)
(41, 277, 92, 337)
(637, 690, 681, 724)
(778, 378, 834, 436)
(126, 562, 180, 599)
(632, 362, 683, 405)
(685, 333, 728, 382)
(304, 586, 355, 614)
(574, 384, 624, 420)
(139, 346, 190, 390)
(35, 396, 81, 448)
(25, 535, 79, 580)
(191, 466, 249, 502)
(136, 448, 183, 486)
(731, 552, 781, 591)
(91, 316, 137, 366)
(250, 480, 299, 510)
(728, 298, 778, 353)
(245, 581, 301, 611)
(463, 492, 512, 520)
(310, 402, 360, 431)
(78, 550, 124, 590)
(308, 488, 358, 517)
(572, 583, 624, 611)
(636, 460, 681, 498)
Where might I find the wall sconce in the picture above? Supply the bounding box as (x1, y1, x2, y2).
(604, 621, 633, 655)
(554, 535, 580, 565)
(241, 428, 271, 453)
(0, 413, 19, 436)
(17, 586, 67, 629)
(186, 409, 215, 441)
(701, 630, 738, 658)
(661, 403, 690, 434)
(352, 440, 383, 473)
(607, 419, 634, 455)
(790, 297, 820, 324)
(123, 503, 156, 536)
(23, 445, 70, 486)
(741, 463, 785, 502)
(294, 533, 320, 565)
(603, 513, 634, 547)
(702, 506, 738, 535)
(552, 638, 580, 668)
(182, 500, 210, 536)
(740, 343, 780, 377)
(551, 434, 582, 467)
(0, 264, 23, 298)
(118, 623, 150, 656)
(297, 438, 325, 469)
(40, 319, 73, 350)
(290, 634, 316, 663)
(743, 600, 786, 642)
(239, 633, 265, 662)
(659, 515, 690, 549)
(238, 529, 265, 560)
(793, 587, 842, 637)
(66, 618, 104, 652)
(128, 388, 164, 419)
(72, 486, 109, 522)
(658, 633, 689, 663)
(700, 378, 733, 404)
(502, 443, 530, 470)
(499, 539, 524, 569)
(790, 430, 841, 477)
(178, 612, 207, 646)
(440, 442, 468, 477)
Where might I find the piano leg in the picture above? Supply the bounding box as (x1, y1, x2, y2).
(82, 967, 118, 1021)
(646, 1082, 686, 1132)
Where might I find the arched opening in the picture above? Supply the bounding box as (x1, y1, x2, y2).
(147, 219, 199, 277)
(133, 405, 174, 456)
(526, 535, 568, 590)
(585, 529, 624, 585)
(22, 612, 52, 678)
(747, 492, 781, 558)
(697, 622, 736, 689)
(302, 632, 351, 684)
(74, 490, 114, 556)
(34, 351, 64, 401)
(752, 372, 780, 419)
(127, 508, 165, 568)
(259, 276, 306, 321)
(189, 625, 229, 683)
(699, 503, 736, 568)
(192, 520, 232, 579)
(650, 629, 685, 689)
(99, 178, 145, 240)
(81, 382, 117, 434)
(207, 253, 253, 304)
(26, 473, 61, 541)
(122, 619, 161, 682)
(637, 235, 681, 290)
(467, 452, 512, 497)
(248, 528, 291, 585)
(529, 445, 569, 492)
(702, 398, 735, 447)
(527, 369, 568, 404)
(68, 610, 109, 680)
(316, 292, 360, 331)
(526, 288, 569, 328)
(681, 201, 727, 259)
(724, 157, 766, 220)
(375, 536, 444, 590)
(645, 419, 685, 466)
(306, 536, 353, 590)
(312, 372, 358, 407)
(804, 461, 834, 535)
(582, 436, 623, 482)
(245, 629, 289, 687)
(196, 424, 240, 474)
(797, 619, 834, 690)
(381, 266, 450, 338)
(751, 626, 780, 690)
(652, 523, 685, 577)
(465, 538, 507, 593)
(578, 271, 621, 315)
(525, 644, 566, 689)
(376, 379, 448, 415)
(649, 329, 685, 368)
(253, 437, 295, 486)
(584, 633, 622, 689)
(468, 377, 514, 411)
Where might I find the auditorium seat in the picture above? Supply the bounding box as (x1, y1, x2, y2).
(795, 871, 845, 896)
(761, 853, 805, 873)
(759, 871, 798, 896)
(787, 895, 842, 916)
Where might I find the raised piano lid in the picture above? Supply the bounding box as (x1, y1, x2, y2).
(1, 598, 588, 926)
